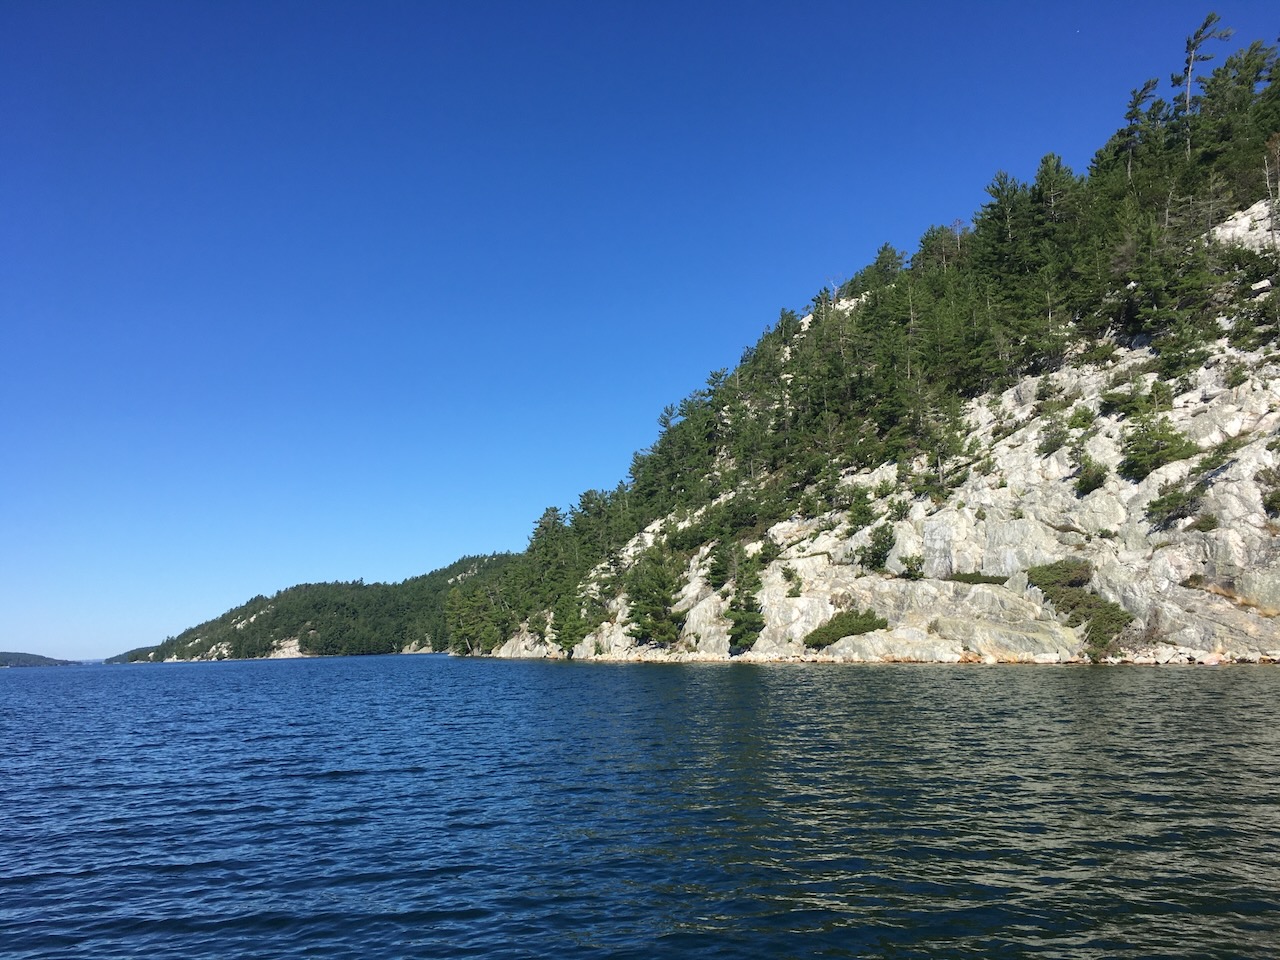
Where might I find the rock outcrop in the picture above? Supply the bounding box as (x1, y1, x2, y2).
(499, 267, 1280, 665)
(1212, 198, 1278, 254)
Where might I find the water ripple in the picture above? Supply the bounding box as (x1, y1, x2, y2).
(3, 659, 1279, 958)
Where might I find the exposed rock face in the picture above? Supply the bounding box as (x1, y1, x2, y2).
(167, 635, 313, 661)
(1212, 199, 1278, 254)
(488, 205, 1280, 667)
(493, 630, 566, 660)
(265, 637, 309, 659)
(492, 329, 1280, 665)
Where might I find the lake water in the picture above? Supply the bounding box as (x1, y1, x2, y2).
(2, 657, 1278, 958)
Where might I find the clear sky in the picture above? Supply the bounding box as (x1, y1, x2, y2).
(2, 1, 1276, 660)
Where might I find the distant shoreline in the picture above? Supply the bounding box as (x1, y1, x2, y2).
(104, 648, 1277, 667)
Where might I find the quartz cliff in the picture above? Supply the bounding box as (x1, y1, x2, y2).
(115, 200, 1280, 667)
(493, 205, 1280, 665)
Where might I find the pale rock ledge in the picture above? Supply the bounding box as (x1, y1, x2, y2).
(490, 333, 1280, 665)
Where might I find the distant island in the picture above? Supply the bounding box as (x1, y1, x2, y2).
(0, 651, 77, 667)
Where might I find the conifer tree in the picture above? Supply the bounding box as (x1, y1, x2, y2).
(1173, 12, 1234, 160)
(726, 558, 764, 653)
(625, 547, 685, 647)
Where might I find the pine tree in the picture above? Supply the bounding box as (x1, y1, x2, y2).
(624, 547, 685, 647)
(726, 557, 764, 654)
(1172, 12, 1234, 160)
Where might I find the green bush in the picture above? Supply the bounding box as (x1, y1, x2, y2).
(797, 492, 823, 519)
(803, 608, 889, 649)
(1037, 415, 1070, 456)
(845, 486, 876, 531)
(624, 547, 686, 647)
(899, 555, 924, 580)
(1265, 489, 1280, 518)
(1075, 341, 1118, 367)
(1027, 560, 1133, 659)
(1199, 433, 1250, 473)
(1118, 417, 1199, 481)
(1027, 559, 1092, 590)
(726, 561, 764, 655)
(1148, 380, 1174, 411)
(1099, 387, 1150, 419)
(1146, 480, 1207, 529)
(910, 471, 951, 501)
(1072, 447, 1109, 496)
(666, 517, 711, 553)
(1067, 405, 1095, 429)
(757, 537, 782, 566)
(782, 565, 802, 597)
(857, 524, 896, 572)
(1155, 321, 1211, 380)
(1188, 513, 1219, 532)
(1254, 467, 1280, 519)
(948, 572, 1007, 585)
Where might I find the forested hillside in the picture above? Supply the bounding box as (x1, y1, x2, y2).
(114, 555, 513, 662)
(0, 652, 76, 667)
(117, 17, 1280, 664)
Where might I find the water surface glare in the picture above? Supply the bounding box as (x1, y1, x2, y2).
(3, 658, 1278, 958)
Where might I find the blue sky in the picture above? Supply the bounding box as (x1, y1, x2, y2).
(3, 1, 1276, 660)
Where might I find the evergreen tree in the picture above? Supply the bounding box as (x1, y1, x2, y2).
(624, 547, 685, 647)
(1172, 12, 1234, 160)
(726, 555, 765, 654)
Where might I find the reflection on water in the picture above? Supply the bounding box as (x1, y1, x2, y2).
(3, 659, 1278, 958)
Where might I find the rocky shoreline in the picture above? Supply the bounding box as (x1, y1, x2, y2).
(169, 320, 1280, 669)
(487, 233, 1280, 668)
(154, 203, 1280, 668)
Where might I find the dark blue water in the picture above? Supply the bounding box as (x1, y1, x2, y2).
(2, 658, 1278, 958)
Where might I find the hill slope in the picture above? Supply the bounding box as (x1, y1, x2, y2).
(115, 19, 1280, 665)
(505, 312, 1280, 665)
(116, 555, 512, 663)
(1, 652, 76, 667)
